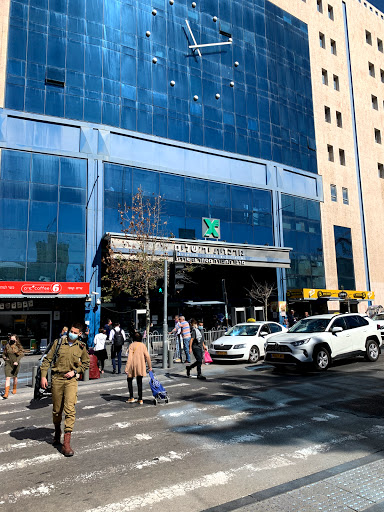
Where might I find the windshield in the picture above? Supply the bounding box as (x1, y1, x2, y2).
(288, 318, 330, 333)
(372, 314, 384, 321)
(225, 325, 260, 336)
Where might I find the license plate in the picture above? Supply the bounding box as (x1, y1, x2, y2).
(271, 353, 284, 359)
(216, 351, 227, 355)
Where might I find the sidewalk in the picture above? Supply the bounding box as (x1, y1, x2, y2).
(204, 452, 384, 512)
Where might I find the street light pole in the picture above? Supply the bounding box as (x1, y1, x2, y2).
(162, 259, 168, 369)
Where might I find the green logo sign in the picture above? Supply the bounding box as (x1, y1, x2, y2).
(202, 218, 220, 239)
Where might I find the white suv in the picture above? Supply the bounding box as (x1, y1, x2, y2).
(265, 313, 381, 371)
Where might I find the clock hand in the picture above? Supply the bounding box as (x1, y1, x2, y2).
(189, 41, 233, 49)
(185, 19, 202, 57)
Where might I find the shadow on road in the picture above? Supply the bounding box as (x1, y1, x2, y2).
(100, 393, 127, 403)
(9, 426, 62, 451)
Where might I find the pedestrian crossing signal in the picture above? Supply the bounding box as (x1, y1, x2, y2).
(157, 278, 164, 293)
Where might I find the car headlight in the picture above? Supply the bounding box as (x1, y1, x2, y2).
(233, 344, 246, 349)
(291, 338, 311, 347)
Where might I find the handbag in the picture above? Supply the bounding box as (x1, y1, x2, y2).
(203, 350, 213, 364)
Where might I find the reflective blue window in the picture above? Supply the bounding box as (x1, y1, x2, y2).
(6, 0, 317, 174)
(104, 163, 274, 245)
(334, 225, 356, 290)
(58, 203, 86, 233)
(0, 150, 86, 281)
(282, 194, 325, 290)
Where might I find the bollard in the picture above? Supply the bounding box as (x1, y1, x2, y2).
(83, 368, 89, 382)
(168, 349, 174, 368)
(32, 366, 38, 388)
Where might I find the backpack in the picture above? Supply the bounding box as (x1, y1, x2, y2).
(192, 327, 203, 347)
(113, 330, 124, 347)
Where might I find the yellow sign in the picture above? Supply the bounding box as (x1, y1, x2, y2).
(287, 289, 375, 301)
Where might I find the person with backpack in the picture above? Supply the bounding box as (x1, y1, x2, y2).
(40, 322, 89, 457)
(186, 319, 207, 380)
(109, 322, 126, 374)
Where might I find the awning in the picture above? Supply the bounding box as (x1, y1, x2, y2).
(0, 295, 86, 299)
(184, 301, 225, 306)
(287, 288, 375, 301)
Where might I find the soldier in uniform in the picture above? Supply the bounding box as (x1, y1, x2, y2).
(40, 322, 90, 457)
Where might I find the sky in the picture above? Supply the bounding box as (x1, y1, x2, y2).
(369, 0, 384, 12)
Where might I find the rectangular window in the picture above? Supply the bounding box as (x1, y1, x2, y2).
(328, 144, 334, 161)
(330, 184, 337, 201)
(381, 69, 384, 83)
(333, 74, 340, 90)
(334, 225, 356, 290)
(369, 62, 375, 77)
(322, 69, 328, 85)
(330, 39, 337, 55)
(375, 128, 382, 143)
(342, 188, 349, 205)
(319, 32, 326, 48)
(317, 0, 323, 13)
(339, 148, 346, 165)
(378, 163, 384, 178)
(336, 111, 343, 127)
(366, 30, 372, 45)
(372, 95, 378, 109)
(328, 5, 334, 20)
(379, 38, 384, 52)
(324, 106, 331, 123)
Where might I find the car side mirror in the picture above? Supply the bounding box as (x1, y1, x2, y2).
(260, 331, 268, 337)
(331, 326, 343, 334)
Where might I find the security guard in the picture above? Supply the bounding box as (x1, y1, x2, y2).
(40, 322, 90, 457)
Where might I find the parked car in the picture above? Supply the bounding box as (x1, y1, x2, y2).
(209, 322, 287, 363)
(265, 313, 381, 371)
(370, 313, 384, 341)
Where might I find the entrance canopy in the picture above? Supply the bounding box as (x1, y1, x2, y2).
(107, 234, 291, 268)
(184, 301, 225, 306)
(287, 288, 375, 301)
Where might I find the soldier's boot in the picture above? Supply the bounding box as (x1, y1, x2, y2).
(2, 386, 10, 399)
(12, 379, 17, 394)
(62, 432, 74, 457)
(53, 424, 61, 445)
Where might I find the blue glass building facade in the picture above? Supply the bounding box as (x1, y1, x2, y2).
(0, 0, 325, 339)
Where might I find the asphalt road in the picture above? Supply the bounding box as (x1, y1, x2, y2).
(1, 356, 384, 512)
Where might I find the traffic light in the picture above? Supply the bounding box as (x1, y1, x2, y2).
(156, 277, 164, 293)
(169, 263, 185, 295)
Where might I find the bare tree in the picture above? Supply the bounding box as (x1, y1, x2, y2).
(245, 278, 277, 321)
(102, 188, 168, 343)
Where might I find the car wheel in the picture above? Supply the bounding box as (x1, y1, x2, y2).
(365, 339, 380, 362)
(248, 345, 260, 363)
(313, 347, 330, 371)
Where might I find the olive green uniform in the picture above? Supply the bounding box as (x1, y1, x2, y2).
(3, 347, 23, 378)
(41, 337, 89, 433)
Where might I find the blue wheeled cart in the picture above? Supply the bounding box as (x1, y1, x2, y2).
(148, 370, 169, 405)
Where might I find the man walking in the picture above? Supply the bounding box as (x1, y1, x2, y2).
(186, 319, 207, 380)
(40, 322, 89, 457)
(177, 315, 191, 364)
(170, 314, 183, 363)
(109, 322, 126, 374)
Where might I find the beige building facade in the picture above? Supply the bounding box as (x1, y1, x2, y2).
(270, 0, 384, 310)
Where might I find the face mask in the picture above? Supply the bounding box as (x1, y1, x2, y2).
(68, 332, 79, 341)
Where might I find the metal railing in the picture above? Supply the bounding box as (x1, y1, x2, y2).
(146, 328, 227, 355)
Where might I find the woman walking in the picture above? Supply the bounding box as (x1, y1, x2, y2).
(93, 328, 108, 373)
(2, 335, 24, 399)
(125, 332, 152, 405)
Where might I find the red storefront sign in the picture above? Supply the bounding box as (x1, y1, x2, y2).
(0, 282, 90, 295)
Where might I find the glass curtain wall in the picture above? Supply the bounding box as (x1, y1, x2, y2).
(333, 225, 356, 290)
(281, 194, 325, 289)
(0, 149, 87, 281)
(104, 163, 273, 246)
(6, 0, 317, 173)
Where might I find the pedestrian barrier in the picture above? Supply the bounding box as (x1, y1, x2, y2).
(147, 328, 227, 356)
